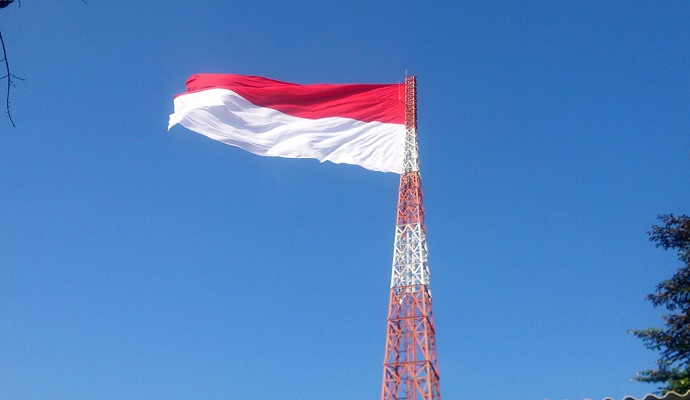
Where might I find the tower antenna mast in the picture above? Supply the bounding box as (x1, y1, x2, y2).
(381, 76, 441, 400)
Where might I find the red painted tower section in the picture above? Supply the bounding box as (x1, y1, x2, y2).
(381, 76, 441, 400)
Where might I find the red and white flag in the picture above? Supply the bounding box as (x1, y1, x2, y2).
(168, 74, 406, 173)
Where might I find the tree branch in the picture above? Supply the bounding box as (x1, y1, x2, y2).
(0, 30, 23, 127)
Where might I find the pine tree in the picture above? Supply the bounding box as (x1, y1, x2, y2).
(630, 214, 690, 394)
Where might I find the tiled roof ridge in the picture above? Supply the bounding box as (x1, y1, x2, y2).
(613, 390, 690, 400)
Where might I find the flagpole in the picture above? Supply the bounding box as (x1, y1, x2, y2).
(381, 76, 442, 400)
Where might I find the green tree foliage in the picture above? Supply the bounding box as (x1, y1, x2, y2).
(630, 214, 690, 394)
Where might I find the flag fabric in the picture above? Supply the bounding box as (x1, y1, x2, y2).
(168, 74, 406, 173)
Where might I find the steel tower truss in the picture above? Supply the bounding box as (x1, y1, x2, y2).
(381, 76, 441, 400)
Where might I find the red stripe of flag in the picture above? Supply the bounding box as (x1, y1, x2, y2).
(180, 74, 406, 125)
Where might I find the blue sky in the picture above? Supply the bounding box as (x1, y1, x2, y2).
(1, 1, 689, 399)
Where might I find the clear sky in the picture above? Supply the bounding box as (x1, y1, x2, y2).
(1, 2, 689, 400)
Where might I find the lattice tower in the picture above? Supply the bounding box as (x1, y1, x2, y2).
(380, 76, 441, 400)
